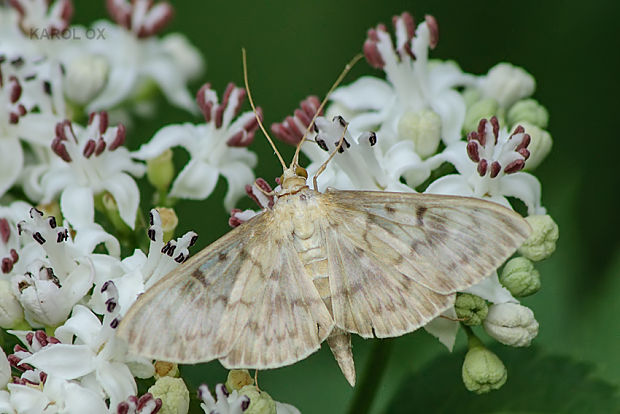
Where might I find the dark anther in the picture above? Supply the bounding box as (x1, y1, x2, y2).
(110, 318, 119, 329)
(147, 228, 156, 242)
(48, 216, 57, 229)
(175, 253, 185, 263)
(32, 232, 46, 245)
(368, 132, 377, 146)
(316, 138, 329, 151)
(189, 234, 198, 246)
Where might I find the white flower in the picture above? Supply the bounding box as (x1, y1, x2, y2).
(89, 209, 197, 315)
(134, 83, 259, 210)
(0, 201, 32, 278)
(81, 0, 202, 113)
(11, 207, 119, 327)
(304, 115, 420, 192)
(483, 303, 539, 347)
(0, 56, 65, 198)
(198, 384, 250, 414)
(33, 112, 145, 229)
(116, 393, 163, 414)
(479, 63, 535, 108)
(330, 12, 474, 150)
(7, 0, 73, 40)
(22, 300, 154, 409)
(7, 375, 109, 414)
(420, 117, 545, 215)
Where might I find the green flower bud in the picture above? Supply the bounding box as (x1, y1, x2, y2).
(155, 207, 179, 243)
(397, 109, 442, 158)
(483, 303, 539, 347)
(147, 149, 175, 194)
(154, 361, 179, 379)
(226, 369, 254, 392)
(0, 279, 24, 329)
(500, 257, 541, 297)
(64, 54, 109, 105)
(518, 215, 559, 261)
(463, 98, 501, 134)
(462, 334, 507, 394)
(462, 87, 482, 108)
(455, 293, 488, 326)
(519, 122, 552, 170)
(507, 99, 549, 128)
(239, 385, 276, 414)
(148, 377, 190, 414)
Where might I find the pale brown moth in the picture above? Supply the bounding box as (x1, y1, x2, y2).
(117, 50, 530, 386)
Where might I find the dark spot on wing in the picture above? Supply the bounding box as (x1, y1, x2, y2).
(416, 206, 428, 226)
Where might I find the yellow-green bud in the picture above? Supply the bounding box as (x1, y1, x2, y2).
(147, 149, 175, 194)
(226, 369, 254, 392)
(463, 98, 501, 134)
(154, 361, 179, 379)
(520, 122, 552, 170)
(155, 207, 179, 243)
(397, 110, 442, 158)
(455, 293, 488, 326)
(239, 385, 276, 414)
(518, 215, 559, 261)
(462, 335, 507, 394)
(148, 377, 189, 414)
(462, 87, 482, 108)
(64, 54, 109, 104)
(483, 303, 539, 347)
(507, 99, 549, 128)
(0, 279, 24, 329)
(500, 257, 541, 297)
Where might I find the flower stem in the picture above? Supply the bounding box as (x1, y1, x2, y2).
(347, 339, 393, 414)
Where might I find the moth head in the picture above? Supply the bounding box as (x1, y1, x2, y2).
(279, 165, 308, 194)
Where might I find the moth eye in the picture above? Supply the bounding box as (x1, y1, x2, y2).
(295, 166, 308, 178)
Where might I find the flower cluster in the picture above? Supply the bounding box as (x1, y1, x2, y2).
(0, 1, 300, 412)
(271, 11, 558, 393)
(1, 2, 557, 412)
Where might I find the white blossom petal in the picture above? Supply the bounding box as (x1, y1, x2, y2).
(96, 360, 137, 409)
(465, 272, 518, 304)
(21, 344, 96, 379)
(331, 76, 394, 111)
(423, 307, 459, 351)
(0, 347, 9, 389)
(133, 123, 196, 160)
(60, 184, 95, 228)
(169, 159, 219, 200)
(220, 161, 256, 210)
(102, 173, 141, 229)
(0, 137, 23, 197)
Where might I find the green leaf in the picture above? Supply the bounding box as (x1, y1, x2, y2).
(387, 346, 619, 413)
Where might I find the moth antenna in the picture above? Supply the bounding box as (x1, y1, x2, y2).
(291, 53, 363, 169)
(312, 123, 348, 191)
(242, 48, 287, 170)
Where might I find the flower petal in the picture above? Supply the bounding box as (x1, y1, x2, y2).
(498, 172, 545, 215)
(465, 272, 518, 304)
(0, 137, 23, 198)
(424, 307, 459, 351)
(102, 173, 141, 229)
(96, 360, 137, 409)
(431, 89, 466, 144)
(0, 347, 9, 389)
(169, 159, 219, 200)
(220, 161, 255, 210)
(55, 304, 102, 346)
(133, 123, 198, 160)
(141, 56, 197, 114)
(331, 76, 394, 111)
(87, 64, 138, 112)
(21, 344, 96, 379)
(7, 383, 49, 413)
(60, 185, 95, 228)
(62, 379, 109, 414)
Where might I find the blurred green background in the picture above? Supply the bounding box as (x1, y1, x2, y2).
(73, 0, 620, 412)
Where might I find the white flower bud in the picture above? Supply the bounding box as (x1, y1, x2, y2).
(463, 98, 501, 134)
(500, 257, 541, 297)
(481, 63, 535, 108)
(148, 376, 190, 414)
(161, 33, 205, 81)
(0, 279, 24, 328)
(518, 214, 559, 261)
(462, 342, 507, 394)
(64, 54, 109, 104)
(239, 385, 276, 414)
(484, 303, 539, 347)
(397, 109, 441, 158)
(507, 99, 549, 128)
(455, 293, 488, 326)
(519, 122, 553, 170)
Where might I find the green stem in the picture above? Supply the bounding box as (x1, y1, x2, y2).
(347, 339, 393, 414)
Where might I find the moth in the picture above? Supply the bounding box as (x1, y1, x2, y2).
(117, 52, 530, 386)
